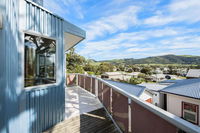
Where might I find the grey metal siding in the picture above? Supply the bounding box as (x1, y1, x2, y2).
(0, 0, 65, 133)
(24, 1, 65, 133)
(0, 0, 21, 133)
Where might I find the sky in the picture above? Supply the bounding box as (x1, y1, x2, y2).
(44, 0, 200, 61)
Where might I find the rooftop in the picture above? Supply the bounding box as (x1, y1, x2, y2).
(160, 79, 200, 99)
(105, 80, 145, 97)
(186, 69, 200, 78)
(139, 83, 170, 91)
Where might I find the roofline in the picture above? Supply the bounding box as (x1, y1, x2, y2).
(25, 0, 64, 20)
(160, 91, 200, 100)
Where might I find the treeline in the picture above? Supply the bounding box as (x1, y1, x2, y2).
(66, 48, 114, 75)
(66, 48, 200, 76)
(101, 54, 200, 65)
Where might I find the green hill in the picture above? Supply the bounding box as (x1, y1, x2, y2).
(100, 55, 200, 65)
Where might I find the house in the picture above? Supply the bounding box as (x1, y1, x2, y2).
(186, 69, 200, 79)
(101, 71, 141, 81)
(150, 74, 166, 82)
(154, 68, 163, 74)
(101, 72, 125, 80)
(160, 79, 200, 126)
(127, 72, 141, 78)
(139, 83, 170, 108)
(105, 80, 153, 103)
(101, 71, 131, 81)
(0, 0, 85, 132)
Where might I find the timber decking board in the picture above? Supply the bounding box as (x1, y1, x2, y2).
(43, 108, 120, 133)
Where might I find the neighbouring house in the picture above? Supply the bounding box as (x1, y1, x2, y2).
(150, 74, 166, 82)
(101, 71, 141, 81)
(186, 69, 200, 79)
(139, 83, 170, 109)
(127, 72, 141, 78)
(101, 72, 126, 80)
(0, 0, 85, 132)
(105, 80, 153, 103)
(163, 67, 170, 74)
(160, 79, 200, 126)
(101, 71, 130, 81)
(177, 68, 188, 76)
(159, 79, 183, 85)
(154, 68, 163, 74)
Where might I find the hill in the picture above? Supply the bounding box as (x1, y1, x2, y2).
(99, 55, 200, 65)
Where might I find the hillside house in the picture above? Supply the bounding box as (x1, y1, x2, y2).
(139, 83, 170, 109)
(105, 80, 153, 103)
(160, 79, 200, 126)
(186, 69, 200, 79)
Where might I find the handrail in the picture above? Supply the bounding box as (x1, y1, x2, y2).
(67, 73, 200, 133)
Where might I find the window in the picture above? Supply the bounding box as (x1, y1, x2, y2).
(182, 102, 199, 125)
(24, 33, 56, 87)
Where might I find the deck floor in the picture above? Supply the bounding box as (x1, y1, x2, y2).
(65, 86, 103, 119)
(43, 86, 119, 133)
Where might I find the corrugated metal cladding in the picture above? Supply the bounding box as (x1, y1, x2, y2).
(24, 1, 65, 133)
(0, 0, 65, 133)
(0, 0, 21, 133)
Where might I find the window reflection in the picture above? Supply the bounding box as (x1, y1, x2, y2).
(25, 33, 56, 87)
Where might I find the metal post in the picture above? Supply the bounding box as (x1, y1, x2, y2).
(0, 13, 3, 29)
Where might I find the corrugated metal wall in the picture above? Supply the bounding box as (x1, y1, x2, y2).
(24, 0, 65, 133)
(0, 0, 65, 133)
(0, 0, 21, 133)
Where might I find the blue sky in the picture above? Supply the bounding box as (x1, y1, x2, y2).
(44, 0, 200, 61)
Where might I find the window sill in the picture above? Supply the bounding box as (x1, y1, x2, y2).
(24, 83, 60, 92)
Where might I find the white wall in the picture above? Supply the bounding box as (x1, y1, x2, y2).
(167, 94, 200, 126)
(151, 92, 164, 109)
(140, 91, 153, 101)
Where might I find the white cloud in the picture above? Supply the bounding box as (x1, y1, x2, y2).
(84, 6, 140, 41)
(44, 0, 84, 19)
(160, 35, 200, 49)
(79, 27, 198, 59)
(127, 47, 154, 52)
(144, 0, 200, 26)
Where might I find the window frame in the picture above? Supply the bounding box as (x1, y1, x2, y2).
(23, 31, 58, 89)
(182, 101, 199, 125)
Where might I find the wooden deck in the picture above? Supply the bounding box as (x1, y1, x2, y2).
(43, 86, 120, 133)
(43, 108, 119, 133)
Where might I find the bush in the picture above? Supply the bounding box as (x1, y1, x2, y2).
(129, 77, 145, 84)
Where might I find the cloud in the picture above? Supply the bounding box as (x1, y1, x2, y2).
(78, 26, 199, 60)
(84, 5, 140, 41)
(160, 35, 200, 49)
(44, 0, 84, 19)
(127, 48, 154, 52)
(144, 0, 200, 26)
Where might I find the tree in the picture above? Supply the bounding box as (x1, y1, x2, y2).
(66, 48, 85, 73)
(140, 66, 152, 75)
(96, 63, 114, 74)
(129, 77, 144, 84)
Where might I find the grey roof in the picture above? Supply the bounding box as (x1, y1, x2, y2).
(186, 69, 200, 78)
(159, 79, 183, 84)
(105, 80, 145, 97)
(160, 79, 200, 99)
(139, 83, 169, 91)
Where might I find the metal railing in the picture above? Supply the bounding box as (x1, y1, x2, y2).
(66, 73, 200, 133)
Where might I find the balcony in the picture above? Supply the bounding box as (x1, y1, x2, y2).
(44, 74, 200, 133)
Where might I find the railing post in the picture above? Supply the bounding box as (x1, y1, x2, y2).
(76, 74, 78, 86)
(95, 78, 98, 97)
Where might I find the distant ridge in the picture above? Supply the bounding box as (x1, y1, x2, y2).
(99, 55, 200, 65)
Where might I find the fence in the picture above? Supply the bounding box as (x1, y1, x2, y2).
(66, 74, 200, 133)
